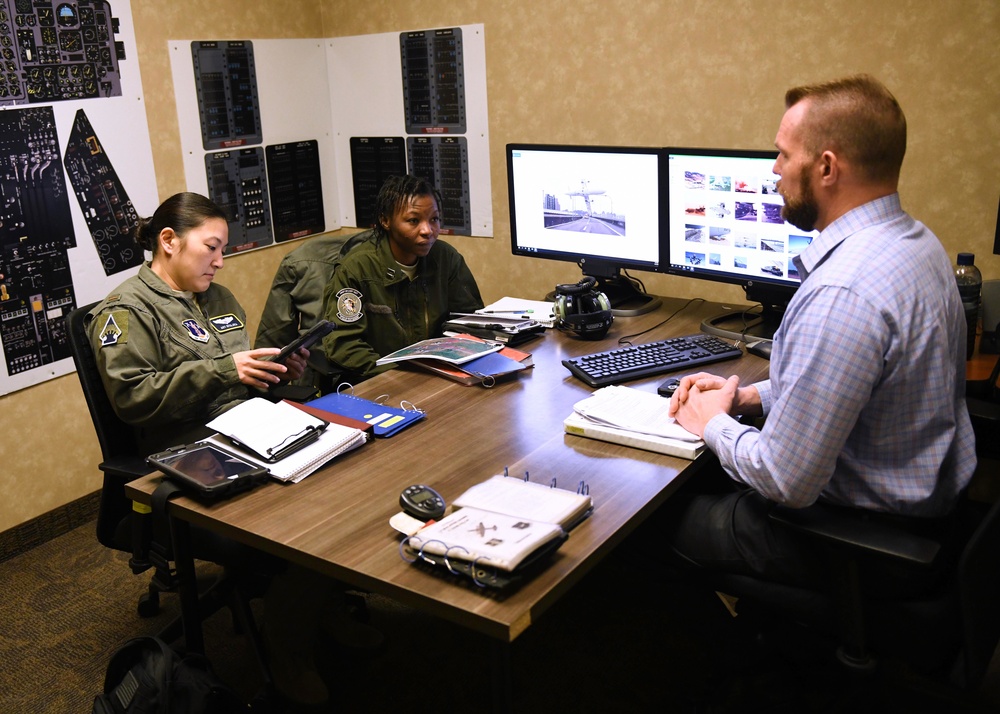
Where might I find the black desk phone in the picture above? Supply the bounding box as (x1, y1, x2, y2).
(400, 484, 446, 521)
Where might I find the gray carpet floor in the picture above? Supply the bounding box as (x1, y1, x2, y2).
(2, 521, 1000, 713)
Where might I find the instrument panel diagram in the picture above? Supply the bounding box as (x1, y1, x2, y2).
(63, 108, 141, 274)
(349, 137, 406, 229)
(400, 27, 466, 134)
(192, 40, 262, 151)
(0, 0, 125, 105)
(205, 147, 272, 254)
(0, 106, 76, 376)
(266, 140, 324, 242)
(407, 135, 470, 234)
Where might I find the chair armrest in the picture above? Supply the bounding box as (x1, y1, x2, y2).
(265, 383, 321, 403)
(100, 455, 154, 480)
(769, 503, 942, 568)
(968, 396, 1000, 451)
(307, 350, 334, 375)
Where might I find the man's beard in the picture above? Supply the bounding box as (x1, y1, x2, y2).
(780, 170, 819, 232)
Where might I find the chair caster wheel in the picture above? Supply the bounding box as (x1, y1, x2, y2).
(137, 593, 160, 618)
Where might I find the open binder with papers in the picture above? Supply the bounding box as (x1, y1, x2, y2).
(397, 472, 593, 588)
(564, 385, 706, 460)
(204, 398, 368, 483)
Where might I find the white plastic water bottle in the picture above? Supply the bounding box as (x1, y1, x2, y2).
(955, 252, 983, 360)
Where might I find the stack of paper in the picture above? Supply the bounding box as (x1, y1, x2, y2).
(564, 385, 705, 460)
(477, 296, 558, 328)
(207, 398, 327, 461)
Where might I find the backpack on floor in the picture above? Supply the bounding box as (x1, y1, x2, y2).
(93, 636, 246, 713)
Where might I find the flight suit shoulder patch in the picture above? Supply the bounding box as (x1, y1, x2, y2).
(336, 288, 364, 323)
(98, 311, 128, 346)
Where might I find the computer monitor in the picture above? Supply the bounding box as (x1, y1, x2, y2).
(663, 146, 818, 341)
(506, 143, 666, 315)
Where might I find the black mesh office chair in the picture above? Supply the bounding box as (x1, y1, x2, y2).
(68, 301, 174, 616)
(69, 301, 276, 700)
(708, 386, 1000, 697)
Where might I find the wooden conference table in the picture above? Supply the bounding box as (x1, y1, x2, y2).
(126, 297, 770, 709)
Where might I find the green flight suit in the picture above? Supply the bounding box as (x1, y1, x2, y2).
(255, 230, 374, 389)
(86, 263, 252, 454)
(321, 235, 483, 383)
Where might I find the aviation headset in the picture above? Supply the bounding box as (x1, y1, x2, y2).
(552, 276, 613, 340)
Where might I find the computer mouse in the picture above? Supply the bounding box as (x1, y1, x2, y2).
(657, 377, 682, 397)
(746, 340, 772, 360)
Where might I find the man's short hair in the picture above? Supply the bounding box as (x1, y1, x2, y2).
(785, 74, 907, 184)
(373, 175, 444, 239)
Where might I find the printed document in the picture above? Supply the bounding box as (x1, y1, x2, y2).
(572, 386, 701, 442)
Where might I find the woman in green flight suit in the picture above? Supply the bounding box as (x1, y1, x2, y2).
(87, 192, 306, 454)
(87, 193, 364, 708)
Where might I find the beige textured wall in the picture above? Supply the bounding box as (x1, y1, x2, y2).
(1, 0, 997, 532)
(317, 0, 1000, 301)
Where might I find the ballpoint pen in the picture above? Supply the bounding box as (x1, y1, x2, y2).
(479, 309, 533, 314)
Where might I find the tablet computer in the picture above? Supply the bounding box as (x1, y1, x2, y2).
(266, 320, 336, 364)
(147, 442, 269, 499)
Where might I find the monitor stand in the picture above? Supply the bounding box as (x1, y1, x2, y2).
(700, 305, 783, 342)
(593, 274, 661, 317)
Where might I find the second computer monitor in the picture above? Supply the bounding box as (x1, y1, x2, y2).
(664, 146, 818, 340)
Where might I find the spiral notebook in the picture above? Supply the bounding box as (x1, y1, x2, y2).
(204, 398, 368, 482)
(203, 424, 367, 484)
(398, 472, 591, 587)
(206, 398, 327, 462)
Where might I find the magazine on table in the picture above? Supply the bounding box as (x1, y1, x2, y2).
(374, 336, 502, 366)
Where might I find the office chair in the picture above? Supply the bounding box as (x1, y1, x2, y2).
(706, 390, 1000, 697)
(69, 302, 277, 702)
(68, 301, 174, 617)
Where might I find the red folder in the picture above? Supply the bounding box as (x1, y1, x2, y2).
(282, 399, 375, 438)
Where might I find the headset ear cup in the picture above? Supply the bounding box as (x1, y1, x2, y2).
(553, 293, 568, 322)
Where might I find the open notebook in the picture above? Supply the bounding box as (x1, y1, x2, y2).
(404, 474, 593, 572)
(205, 398, 368, 482)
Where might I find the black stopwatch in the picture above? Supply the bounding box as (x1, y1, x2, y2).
(399, 484, 446, 521)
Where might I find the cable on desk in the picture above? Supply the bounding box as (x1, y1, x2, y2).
(615, 296, 707, 347)
(620, 269, 648, 296)
(734, 302, 765, 347)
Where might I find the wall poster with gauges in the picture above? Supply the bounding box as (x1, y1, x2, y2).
(0, 0, 158, 397)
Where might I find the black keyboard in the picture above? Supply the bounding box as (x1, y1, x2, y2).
(562, 333, 743, 388)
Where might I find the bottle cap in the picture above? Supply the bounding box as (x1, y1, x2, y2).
(957, 252, 976, 265)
